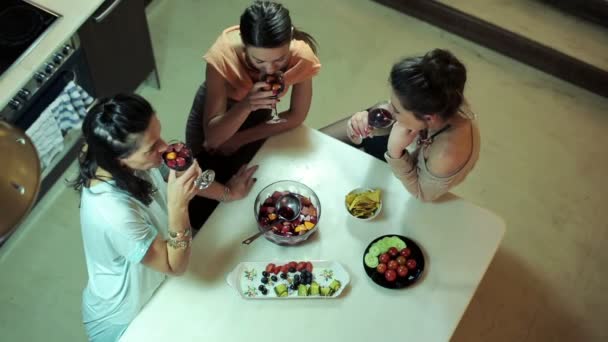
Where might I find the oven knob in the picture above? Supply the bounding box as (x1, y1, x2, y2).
(17, 89, 31, 100)
(53, 53, 64, 65)
(34, 72, 47, 83)
(45, 63, 56, 74)
(9, 99, 23, 111)
(62, 44, 72, 55)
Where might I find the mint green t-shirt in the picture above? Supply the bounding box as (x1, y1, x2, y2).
(80, 169, 168, 341)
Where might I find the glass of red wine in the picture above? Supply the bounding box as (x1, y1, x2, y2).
(162, 140, 193, 171)
(367, 102, 395, 129)
(263, 73, 286, 124)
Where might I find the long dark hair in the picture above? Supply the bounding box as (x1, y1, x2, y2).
(71, 94, 156, 205)
(240, 1, 318, 54)
(390, 49, 466, 120)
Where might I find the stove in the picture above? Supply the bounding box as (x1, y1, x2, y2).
(0, 0, 59, 78)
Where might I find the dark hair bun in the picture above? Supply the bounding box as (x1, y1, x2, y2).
(421, 49, 466, 95)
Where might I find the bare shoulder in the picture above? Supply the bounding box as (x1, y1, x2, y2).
(426, 121, 474, 178)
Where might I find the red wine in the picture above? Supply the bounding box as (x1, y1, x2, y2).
(368, 108, 394, 128)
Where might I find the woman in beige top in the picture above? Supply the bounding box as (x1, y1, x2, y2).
(321, 49, 479, 201)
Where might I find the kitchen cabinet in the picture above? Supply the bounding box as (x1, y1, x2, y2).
(78, 0, 159, 98)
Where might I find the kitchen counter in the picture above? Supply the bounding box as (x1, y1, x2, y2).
(0, 0, 104, 109)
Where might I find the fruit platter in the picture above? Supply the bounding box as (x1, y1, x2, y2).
(363, 235, 425, 289)
(226, 260, 349, 299)
(257, 191, 319, 237)
(162, 141, 193, 171)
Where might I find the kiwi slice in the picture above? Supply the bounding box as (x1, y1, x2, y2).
(274, 284, 288, 297)
(320, 286, 332, 297)
(310, 282, 320, 296)
(364, 252, 379, 268)
(298, 284, 308, 296)
(329, 280, 341, 292)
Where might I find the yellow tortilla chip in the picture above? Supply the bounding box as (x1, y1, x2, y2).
(345, 189, 382, 218)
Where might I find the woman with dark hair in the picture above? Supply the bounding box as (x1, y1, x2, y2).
(322, 49, 480, 201)
(75, 94, 256, 341)
(186, 0, 320, 228)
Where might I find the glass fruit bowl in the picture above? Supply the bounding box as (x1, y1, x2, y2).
(253, 180, 321, 246)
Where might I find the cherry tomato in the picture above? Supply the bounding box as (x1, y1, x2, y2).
(388, 260, 399, 270)
(165, 152, 177, 160)
(376, 263, 387, 274)
(305, 262, 313, 273)
(288, 261, 297, 269)
(280, 265, 289, 274)
(265, 263, 276, 273)
(388, 247, 399, 257)
(296, 262, 306, 272)
(379, 253, 390, 264)
(406, 259, 417, 270)
(385, 269, 397, 282)
(397, 265, 409, 278)
(396, 256, 407, 265)
(400, 248, 411, 258)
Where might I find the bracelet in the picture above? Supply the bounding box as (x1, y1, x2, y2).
(168, 227, 192, 240)
(167, 237, 192, 249)
(167, 227, 192, 249)
(220, 186, 231, 202)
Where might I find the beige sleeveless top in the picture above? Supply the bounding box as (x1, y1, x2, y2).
(385, 114, 480, 201)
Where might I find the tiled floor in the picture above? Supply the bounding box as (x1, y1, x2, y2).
(1, 0, 607, 341)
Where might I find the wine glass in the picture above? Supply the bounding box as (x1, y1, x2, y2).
(367, 102, 395, 129)
(263, 73, 286, 124)
(162, 140, 194, 171)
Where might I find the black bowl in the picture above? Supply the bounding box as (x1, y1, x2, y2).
(362, 235, 425, 289)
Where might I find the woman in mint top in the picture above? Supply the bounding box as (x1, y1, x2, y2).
(73, 94, 256, 341)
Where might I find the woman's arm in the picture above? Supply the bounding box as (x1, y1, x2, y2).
(196, 164, 258, 201)
(142, 206, 192, 276)
(141, 162, 201, 275)
(220, 78, 313, 151)
(203, 65, 276, 149)
(386, 125, 471, 202)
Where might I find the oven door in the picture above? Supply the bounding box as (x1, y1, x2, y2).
(13, 45, 94, 131)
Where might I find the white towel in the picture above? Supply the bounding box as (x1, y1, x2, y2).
(51, 80, 94, 135)
(25, 97, 64, 170)
(24, 80, 95, 170)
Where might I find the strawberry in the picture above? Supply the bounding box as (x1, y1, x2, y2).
(305, 262, 313, 273)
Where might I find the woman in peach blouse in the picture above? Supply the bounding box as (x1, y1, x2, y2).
(186, 1, 321, 227)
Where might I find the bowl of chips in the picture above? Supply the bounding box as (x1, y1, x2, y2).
(345, 188, 382, 220)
